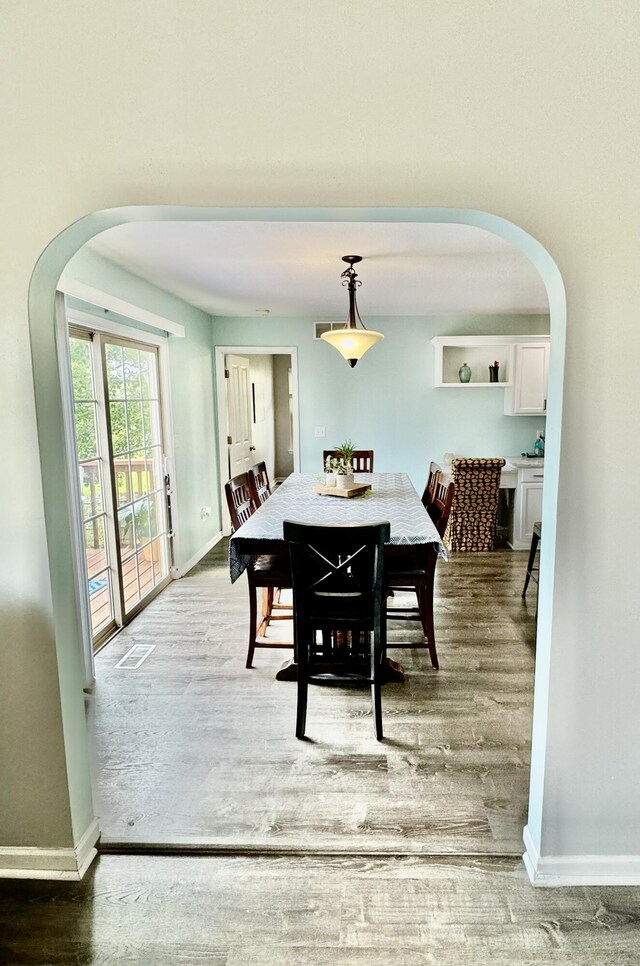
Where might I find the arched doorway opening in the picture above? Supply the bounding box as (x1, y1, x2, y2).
(29, 206, 566, 878)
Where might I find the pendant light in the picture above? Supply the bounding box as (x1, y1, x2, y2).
(320, 255, 384, 367)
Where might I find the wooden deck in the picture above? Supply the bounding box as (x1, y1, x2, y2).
(87, 548, 159, 635)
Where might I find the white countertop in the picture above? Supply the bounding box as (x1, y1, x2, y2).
(504, 457, 544, 469)
(441, 456, 544, 488)
(442, 456, 544, 472)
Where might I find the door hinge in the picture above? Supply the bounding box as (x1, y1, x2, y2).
(227, 435, 233, 445)
(224, 368, 230, 378)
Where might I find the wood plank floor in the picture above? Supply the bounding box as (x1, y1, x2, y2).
(88, 542, 537, 853)
(8, 554, 640, 965)
(3, 854, 640, 965)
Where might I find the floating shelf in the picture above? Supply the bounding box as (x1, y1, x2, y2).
(432, 337, 514, 388)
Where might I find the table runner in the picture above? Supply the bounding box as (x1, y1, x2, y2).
(229, 472, 446, 583)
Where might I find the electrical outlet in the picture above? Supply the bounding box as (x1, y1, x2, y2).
(314, 426, 326, 438)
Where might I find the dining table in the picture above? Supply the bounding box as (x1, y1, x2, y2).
(229, 472, 447, 681)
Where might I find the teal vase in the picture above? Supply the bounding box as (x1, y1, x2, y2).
(458, 363, 472, 383)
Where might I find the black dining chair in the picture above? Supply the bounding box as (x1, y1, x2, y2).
(284, 520, 390, 741)
(225, 473, 292, 669)
(385, 478, 455, 669)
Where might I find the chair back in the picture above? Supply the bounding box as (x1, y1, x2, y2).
(450, 458, 504, 509)
(249, 461, 271, 506)
(448, 458, 505, 551)
(427, 478, 455, 538)
(421, 461, 442, 508)
(284, 521, 390, 629)
(225, 473, 255, 531)
(323, 449, 374, 473)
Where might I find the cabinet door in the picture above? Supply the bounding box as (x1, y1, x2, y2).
(519, 482, 543, 544)
(512, 342, 549, 414)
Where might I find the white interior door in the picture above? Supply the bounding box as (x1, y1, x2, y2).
(225, 354, 253, 477)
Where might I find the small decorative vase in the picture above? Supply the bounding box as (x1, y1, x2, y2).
(458, 363, 472, 383)
(489, 365, 499, 383)
(325, 473, 337, 487)
(336, 474, 354, 489)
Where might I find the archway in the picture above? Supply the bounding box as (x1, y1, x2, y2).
(29, 206, 566, 878)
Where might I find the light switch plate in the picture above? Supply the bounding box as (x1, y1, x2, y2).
(314, 426, 326, 438)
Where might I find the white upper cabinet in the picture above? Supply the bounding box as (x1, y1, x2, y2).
(431, 334, 550, 417)
(504, 340, 550, 416)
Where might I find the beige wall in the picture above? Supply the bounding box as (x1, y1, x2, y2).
(1, 1, 639, 877)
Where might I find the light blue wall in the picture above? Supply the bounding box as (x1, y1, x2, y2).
(63, 248, 221, 565)
(211, 313, 549, 490)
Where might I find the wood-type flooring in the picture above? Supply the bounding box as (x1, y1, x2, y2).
(3, 853, 640, 965)
(88, 541, 536, 853)
(6, 546, 640, 965)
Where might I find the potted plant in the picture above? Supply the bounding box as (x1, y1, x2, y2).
(335, 438, 356, 467)
(324, 455, 340, 487)
(336, 459, 354, 489)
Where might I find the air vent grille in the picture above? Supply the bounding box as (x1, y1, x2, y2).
(114, 643, 156, 669)
(314, 321, 347, 340)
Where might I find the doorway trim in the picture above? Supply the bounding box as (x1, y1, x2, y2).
(27, 206, 565, 881)
(214, 345, 301, 535)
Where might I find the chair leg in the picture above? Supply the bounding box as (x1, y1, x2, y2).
(296, 669, 308, 740)
(245, 580, 258, 668)
(371, 680, 383, 741)
(256, 587, 274, 638)
(421, 584, 439, 670)
(523, 531, 540, 597)
(371, 626, 384, 740)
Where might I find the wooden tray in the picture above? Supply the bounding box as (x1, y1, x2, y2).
(314, 482, 370, 498)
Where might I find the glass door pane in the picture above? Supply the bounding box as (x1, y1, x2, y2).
(104, 340, 169, 618)
(69, 335, 116, 642)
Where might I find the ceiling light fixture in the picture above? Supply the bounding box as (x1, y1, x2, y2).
(320, 255, 384, 367)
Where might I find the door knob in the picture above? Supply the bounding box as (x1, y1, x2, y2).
(249, 446, 256, 451)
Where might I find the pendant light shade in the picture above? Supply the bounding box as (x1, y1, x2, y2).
(320, 327, 384, 367)
(320, 255, 384, 367)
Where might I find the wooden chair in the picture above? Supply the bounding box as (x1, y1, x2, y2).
(225, 473, 292, 669)
(446, 458, 505, 551)
(421, 461, 442, 508)
(323, 450, 374, 472)
(385, 478, 455, 670)
(284, 520, 390, 740)
(249, 461, 271, 506)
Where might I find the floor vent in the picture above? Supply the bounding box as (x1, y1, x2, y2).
(114, 643, 156, 670)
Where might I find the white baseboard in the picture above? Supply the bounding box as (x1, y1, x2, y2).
(523, 824, 640, 886)
(175, 531, 224, 577)
(0, 818, 100, 881)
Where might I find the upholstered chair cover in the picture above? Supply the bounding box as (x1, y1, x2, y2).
(446, 458, 506, 552)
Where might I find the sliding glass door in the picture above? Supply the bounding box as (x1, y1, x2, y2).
(68, 326, 171, 650)
(104, 339, 170, 619)
(69, 331, 117, 645)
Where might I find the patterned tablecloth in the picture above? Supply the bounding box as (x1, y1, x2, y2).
(229, 472, 446, 583)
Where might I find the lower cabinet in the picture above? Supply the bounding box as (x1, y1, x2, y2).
(509, 467, 544, 549)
